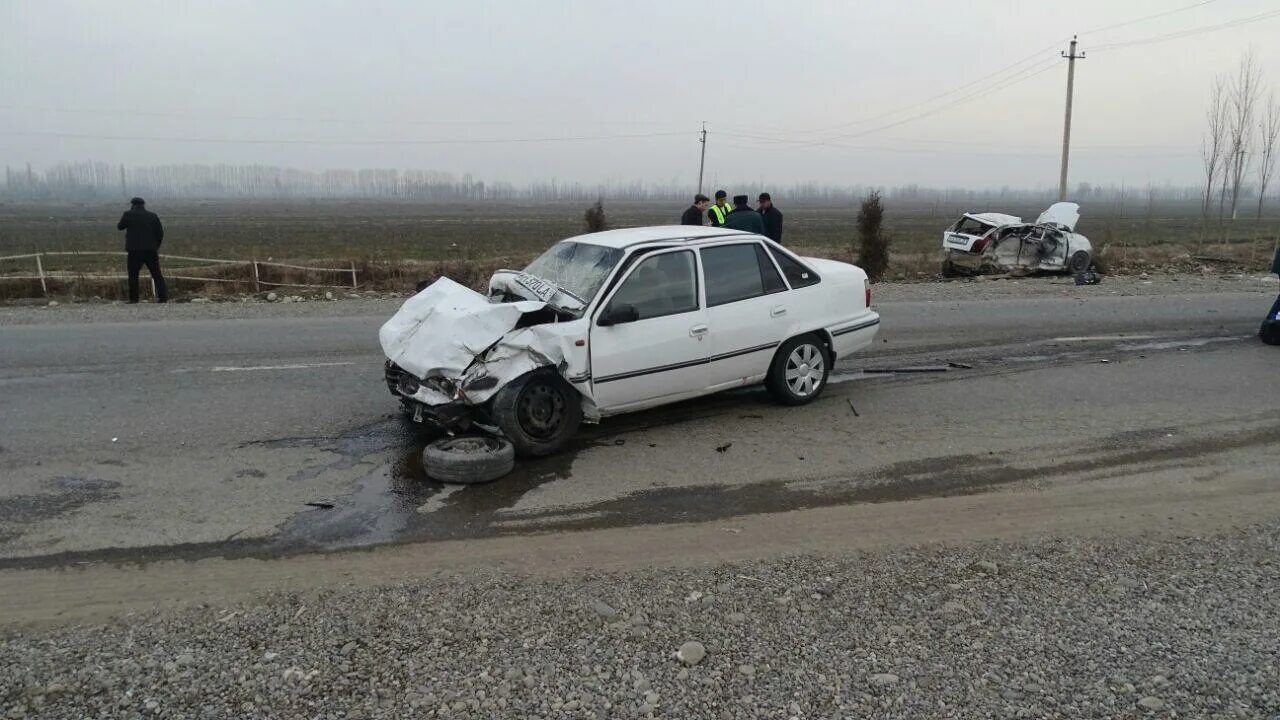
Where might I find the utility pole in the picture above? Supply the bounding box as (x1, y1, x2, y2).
(1058, 36, 1085, 202)
(696, 122, 708, 196)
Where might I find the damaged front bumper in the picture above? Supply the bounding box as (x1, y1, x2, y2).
(385, 360, 495, 432)
(379, 277, 599, 434)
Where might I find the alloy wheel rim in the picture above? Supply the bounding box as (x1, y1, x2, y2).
(784, 343, 825, 397)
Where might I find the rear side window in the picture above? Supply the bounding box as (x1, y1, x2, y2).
(702, 243, 785, 307)
(767, 247, 821, 289)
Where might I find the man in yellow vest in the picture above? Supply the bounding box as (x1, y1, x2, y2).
(708, 190, 731, 227)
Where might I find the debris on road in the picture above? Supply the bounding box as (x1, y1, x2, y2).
(715, 443, 733, 453)
(303, 502, 334, 509)
(847, 398, 860, 417)
(863, 366, 950, 374)
(946, 361, 974, 370)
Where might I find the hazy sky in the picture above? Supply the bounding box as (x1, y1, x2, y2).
(3, 0, 1278, 190)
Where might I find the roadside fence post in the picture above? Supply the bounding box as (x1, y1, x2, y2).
(151, 277, 157, 299)
(252, 260, 261, 293)
(34, 253, 48, 298)
(350, 261, 358, 290)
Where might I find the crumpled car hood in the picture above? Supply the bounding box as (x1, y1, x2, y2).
(378, 277, 584, 410)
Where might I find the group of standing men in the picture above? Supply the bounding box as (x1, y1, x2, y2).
(681, 190, 783, 244)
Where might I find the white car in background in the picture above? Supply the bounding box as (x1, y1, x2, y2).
(941, 202, 1093, 277)
(382, 226, 880, 458)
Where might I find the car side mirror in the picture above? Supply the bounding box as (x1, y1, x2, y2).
(599, 303, 639, 326)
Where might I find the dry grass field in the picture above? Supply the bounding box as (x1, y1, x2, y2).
(2, 199, 1278, 300)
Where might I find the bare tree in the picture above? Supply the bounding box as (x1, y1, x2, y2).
(1201, 75, 1229, 218)
(1226, 51, 1263, 220)
(1257, 92, 1280, 220)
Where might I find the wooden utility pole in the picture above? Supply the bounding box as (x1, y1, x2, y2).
(696, 122, 708, 196)
(1058, 37, 1085, 201)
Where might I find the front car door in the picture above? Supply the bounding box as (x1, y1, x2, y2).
(588, 249, 709, 414)
(700, 241, 791, 390)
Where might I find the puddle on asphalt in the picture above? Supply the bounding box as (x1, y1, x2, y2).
(266, 416, 579, 552)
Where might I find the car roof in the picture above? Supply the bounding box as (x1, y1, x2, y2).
(562, 225, 756, 249)
(963, 212, 1023, 227)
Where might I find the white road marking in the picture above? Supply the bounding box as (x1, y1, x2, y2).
(208, 361, 358, 372)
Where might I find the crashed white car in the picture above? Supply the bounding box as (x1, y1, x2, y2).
(941, 202, 1092, 277)
(380, 226, 881, 457)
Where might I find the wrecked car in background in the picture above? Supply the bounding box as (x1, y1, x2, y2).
(941, 202, 1093, 277)
(381, 226, 881, 460)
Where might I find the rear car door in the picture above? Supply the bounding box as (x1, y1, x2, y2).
(700, 242, 791, 390)
(589, 249, 710, 412)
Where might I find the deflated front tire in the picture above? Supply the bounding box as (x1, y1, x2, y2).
(491, 368, 583, 457)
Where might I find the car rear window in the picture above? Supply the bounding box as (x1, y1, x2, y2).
(767, 247, 820, 289)
(703, 243, 785, 307)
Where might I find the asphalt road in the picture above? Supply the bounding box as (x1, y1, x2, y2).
(2, 290, 1278, 568)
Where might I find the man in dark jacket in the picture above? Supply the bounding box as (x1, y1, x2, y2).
(1261, 247, 1280, 345)
(681, 194, 710, 225)
(724, 195, 766, 234)
(116, 197, 167, 303)
(758, 192, 784, 244)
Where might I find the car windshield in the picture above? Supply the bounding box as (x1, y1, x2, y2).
(522, 241, 624, 306)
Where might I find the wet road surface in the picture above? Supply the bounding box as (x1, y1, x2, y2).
(1, 290, 1277, 568)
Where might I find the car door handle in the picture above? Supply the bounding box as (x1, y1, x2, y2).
(770, 306, 787, 318)
(690, 324, 709, 337)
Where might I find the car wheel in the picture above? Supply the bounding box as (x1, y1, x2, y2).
(491, 369, 583, 457)
(422, 435, 515, 484)
(766, 334, 831, 406)
(1068, 250, 1091, 274)
(941, 259, 959, 278)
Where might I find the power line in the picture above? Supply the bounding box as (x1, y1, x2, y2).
(723, 57, 1064, 149)
(1080, 0, 1220, 36)
(0, 129, 690, 146)
(1091, 8, 1280, 51)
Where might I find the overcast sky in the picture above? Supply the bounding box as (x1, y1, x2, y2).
(3, 0, 1278, 190)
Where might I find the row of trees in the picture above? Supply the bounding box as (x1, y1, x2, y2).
(0, 160, 1269, 209)
(1201, 51, 1280, 221)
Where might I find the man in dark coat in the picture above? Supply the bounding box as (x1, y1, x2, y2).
(1262, 246, 1280, 344)
(757, 192, 784, 244)
(116, 197, 167, 303)
(681, 194, 710, 225)
(724, 195, 766, 234)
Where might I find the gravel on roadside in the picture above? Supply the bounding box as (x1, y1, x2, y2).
(3, 524, 1277, 719)
(2, 273, 1275, 327)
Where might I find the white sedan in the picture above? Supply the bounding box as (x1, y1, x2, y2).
(381, 226, 880, 457)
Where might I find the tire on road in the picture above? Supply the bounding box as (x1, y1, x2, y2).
(422, 435, 515, 484)
(491, 368, 583, 457)
(766, 333, 832, 406)
(1260, 319, 1280, 346)
(1068, 250, 1091, 274)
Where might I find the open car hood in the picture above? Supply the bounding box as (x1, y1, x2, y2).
(1036, 202, 1080, 231)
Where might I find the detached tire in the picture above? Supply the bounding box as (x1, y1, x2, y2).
(491, 369, 583, 457)
(423, 436, 515, 484)
(766, 334, 831, 406)
(1068, 250, 1091, 274)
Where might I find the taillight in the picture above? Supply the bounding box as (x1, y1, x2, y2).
(971, 235, 991, 253)
(865, 285, 872, 308)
